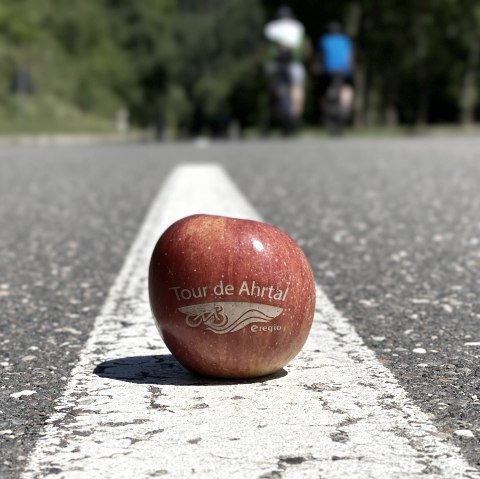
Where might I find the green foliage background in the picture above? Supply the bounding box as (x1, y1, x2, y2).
(0, 0, 479, 133)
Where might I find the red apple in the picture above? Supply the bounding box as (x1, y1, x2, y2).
(148, 214, 315, 379)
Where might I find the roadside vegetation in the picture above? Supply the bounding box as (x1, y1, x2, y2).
(1, 0, 479, 136)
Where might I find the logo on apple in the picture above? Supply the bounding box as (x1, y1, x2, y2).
(178, 302, 284, 334)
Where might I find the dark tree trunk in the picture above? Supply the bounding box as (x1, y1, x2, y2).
(345, 2, 362, 38)
(345, 2, 364, 128)
(383, 74, 399, 127)
(365, 73, 382, 126)
(460, 33, 480, 126)
(415, 20, 429, 128)
(353, 62, 366, 128)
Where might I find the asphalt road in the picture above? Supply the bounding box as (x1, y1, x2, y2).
(1, 138, 479, 477)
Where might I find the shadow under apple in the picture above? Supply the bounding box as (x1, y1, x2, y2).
(93, 354, 287, 386)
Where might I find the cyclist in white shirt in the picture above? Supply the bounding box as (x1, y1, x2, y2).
(263, 6, 310, 120)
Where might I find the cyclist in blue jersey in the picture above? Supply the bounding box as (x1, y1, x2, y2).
(315, 21, 354, 134)
(319, 21, 353, 77)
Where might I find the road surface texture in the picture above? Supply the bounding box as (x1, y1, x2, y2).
(0, 138, 479, 477)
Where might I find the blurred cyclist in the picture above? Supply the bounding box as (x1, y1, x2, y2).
(263, 6, 310, 127)
(316, 21, 354, 134)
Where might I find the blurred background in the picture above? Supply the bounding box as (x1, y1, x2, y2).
(1, 0, 480, 138)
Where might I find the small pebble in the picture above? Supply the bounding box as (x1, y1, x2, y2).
(22, 356, 36, 362)
(412, 348, 427, 354)
(10, 390, 37, 399)
(54, 327, 81, 335)
(454, 429, 475, 439)
(412, 299, 430, 304)
(359, 299, 377, 308)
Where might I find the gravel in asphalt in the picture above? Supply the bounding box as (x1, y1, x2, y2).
(1, 138, 479, 476)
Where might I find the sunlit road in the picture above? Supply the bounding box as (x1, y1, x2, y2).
(1, 138, 479, 477)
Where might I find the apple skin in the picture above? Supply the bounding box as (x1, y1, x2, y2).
(148, 214, 315, 379)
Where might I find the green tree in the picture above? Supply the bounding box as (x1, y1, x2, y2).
(174, 0, 264, 134)
(105, 0, 179, 127)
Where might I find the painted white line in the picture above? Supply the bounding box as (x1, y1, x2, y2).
(23, 165, 479, 479)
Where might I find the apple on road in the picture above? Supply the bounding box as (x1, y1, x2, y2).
(149, 214, 316, 378)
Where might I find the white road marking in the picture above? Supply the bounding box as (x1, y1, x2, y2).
(23, 165, 479, 479)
